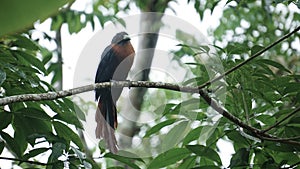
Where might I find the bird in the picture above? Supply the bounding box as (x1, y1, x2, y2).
(94, 32, 135, 153)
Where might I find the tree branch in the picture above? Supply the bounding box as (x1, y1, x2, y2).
(197, 25, 300, 89)
(0, 81, 299, 146)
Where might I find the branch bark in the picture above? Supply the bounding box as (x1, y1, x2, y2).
(1, 80, 299, 146)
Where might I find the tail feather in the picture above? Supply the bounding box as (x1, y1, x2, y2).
(95, 94, 118, 153)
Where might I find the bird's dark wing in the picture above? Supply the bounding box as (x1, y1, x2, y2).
(95, 45, 118, 100)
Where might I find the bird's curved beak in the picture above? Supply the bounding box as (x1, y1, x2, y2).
(123, 34, 131, 41)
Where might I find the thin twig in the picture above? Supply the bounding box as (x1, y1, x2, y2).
(197, 25, 300, 89)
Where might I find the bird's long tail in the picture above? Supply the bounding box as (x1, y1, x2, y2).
(95, 92, 118, 153)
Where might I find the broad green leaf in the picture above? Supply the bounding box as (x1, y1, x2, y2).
(0, 68, 6, 86)
(186, 145, 222, 165)
(53, 121, 83, 150)
(104, 153, 141, 169)
(0, 0, 70, 36)
(229, 148, 250, 168)
(148, 148, 191, 169)
(144, 118, 177, 137)
(0, 111, 12, 130)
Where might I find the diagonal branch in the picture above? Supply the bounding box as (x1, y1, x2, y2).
(197, 25, 300, 89)
(0, 81, 299, 146)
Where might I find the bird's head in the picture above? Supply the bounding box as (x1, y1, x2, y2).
(111, 32, 131, 45)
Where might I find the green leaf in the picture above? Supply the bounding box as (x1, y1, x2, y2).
(104, 153, 141, 169)
(11, 35, 39, 50)
(186, 145, 222, 165)
(178, 156, 197, 169)
(144, 118, 177, 138)
(17, 107, 52, 121)
(0, 111, 12, 130)
(162, 120, 189, 151)
(250, 45, 264, 56)
(0, 141, 4, 154)
(53, 121, 83, 150)
(229, 148, 250, 168)
(48, 142, 66, 163)
(23, 148, 50, 160)
(283, 82, 300, 94)
(1, 132, 22, 157)
(226, 43, 250, 55)
(226, 130, 250, 148)
(0, 0, 70, 36)
(54, 111, 83, 129)
(0, 68, 6, 86)
(14, 50, 46, 75)
(148, 148, 191, 169)
(183, 126, 203, 145)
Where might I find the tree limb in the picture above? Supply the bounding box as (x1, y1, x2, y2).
(0, 80, 299, 146)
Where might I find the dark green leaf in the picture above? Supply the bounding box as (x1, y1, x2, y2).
(250, 45, 264, 56)
(1, 132, 22, 157)
(53, 121, 83, 150)
(48, 142, 66, 163)
(0, 111, 12, 130)
(14, 50, 46, 74)
(23, 148, 50, 160)
(186, 145, 222, 165)
(17, 107, 52, 121)
(12, 35, 39, 50)
(54, 111, 83, 129)
(229, 148, 250, 168)
(226, 130, 250, 148)
(144, 118, 177, 137)
(178, 156, 197, 169)
(148, 148, 191, 169)
(0, 141, 4, 154)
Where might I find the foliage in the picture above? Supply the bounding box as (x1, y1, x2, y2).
(0, 0, 300, 169)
